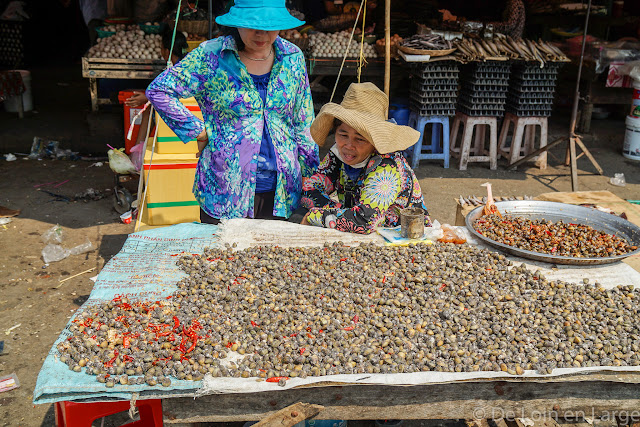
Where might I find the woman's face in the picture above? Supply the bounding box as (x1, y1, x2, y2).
(335, 122, 375, 166)
(237, 28, 278, 51)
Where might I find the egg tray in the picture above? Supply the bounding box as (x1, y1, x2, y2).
(409, 105, 457, 117)
(460, 77, 511, 86)
(507, 89, 555, 99)
(409, 92, 458, 104)
(456, 106, 506, 117)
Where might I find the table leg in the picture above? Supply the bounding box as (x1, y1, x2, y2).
(89, 78, 98, 112)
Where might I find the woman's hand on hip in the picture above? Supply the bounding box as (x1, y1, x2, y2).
(196, 131, 208, 158)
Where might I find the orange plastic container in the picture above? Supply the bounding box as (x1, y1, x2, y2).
(118, 90, 146, 154)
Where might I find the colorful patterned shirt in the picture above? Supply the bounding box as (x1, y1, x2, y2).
(301, 150, 431, 234)
(146, 36, 319, 219)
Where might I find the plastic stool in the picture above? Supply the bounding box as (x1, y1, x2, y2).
(407, 112, 450, 168)
(450, 112, 498, 170)
(498, 113, 548, 169)
(55, 399, 163, 427)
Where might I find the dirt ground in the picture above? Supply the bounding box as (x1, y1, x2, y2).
(0, 66, 639, 427)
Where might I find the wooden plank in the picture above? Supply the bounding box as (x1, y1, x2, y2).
(253, 402, 323, 427)
(84, 56, 164, 65)
(161, 381, 640, 423)
(85, 63, 164, 71)
(83, 69, 161, 79)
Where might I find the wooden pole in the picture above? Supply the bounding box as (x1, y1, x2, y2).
(384, 0, 391, 98)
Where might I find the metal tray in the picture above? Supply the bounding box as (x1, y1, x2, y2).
(465, 201, 640, 265)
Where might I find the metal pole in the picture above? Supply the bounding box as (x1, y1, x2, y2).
(208, 0, 213, 39)
(384, 0, 391, 98)
(567, 0, 592, 191)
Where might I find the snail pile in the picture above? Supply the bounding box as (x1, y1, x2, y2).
(88, 27, 163, 60)
(309, 31, 377, 58)
(474, 215, 637, 258)
(57, 242, 640, 388)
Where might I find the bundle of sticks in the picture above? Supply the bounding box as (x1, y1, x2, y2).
(454, 35, 570, 66)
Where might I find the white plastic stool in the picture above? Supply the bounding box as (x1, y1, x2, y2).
(498, 113, 548, 169)
(450, 112, 498, 170)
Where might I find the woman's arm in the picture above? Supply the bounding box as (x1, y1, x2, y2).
(301, 151, 342, 209)
(306, 158, 402, 234)
(146, 47, 207, 144)
(291, 53, 319, 177)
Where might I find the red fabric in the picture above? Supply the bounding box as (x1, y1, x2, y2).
(0, 71, 25, 102)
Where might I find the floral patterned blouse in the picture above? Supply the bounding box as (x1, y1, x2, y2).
(146, 36, 319, 219)
(301, 150, 431, 234)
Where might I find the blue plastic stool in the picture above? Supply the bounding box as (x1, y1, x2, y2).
(407, 112, 450, 169)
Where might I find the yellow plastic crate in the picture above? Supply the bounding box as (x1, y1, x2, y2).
(155, 97, 202, 154)
(142, 143, 200, 225)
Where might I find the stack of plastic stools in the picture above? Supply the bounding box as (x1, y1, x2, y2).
(408, 112, 450, 169)
(55, 399, 163, 426)
(498, 112, 548, 169)
(450, 112, 498, 170)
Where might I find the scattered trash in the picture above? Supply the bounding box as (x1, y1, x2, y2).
(28, 137, 79, 160)
(4, 324, 20, 336)
(0, 340, 4, 354)
(89, 162, 104, 167)
(42, 224, 64, 244)
(53, 179, 69, 188)
(42, 244, 69, 263)
(4, 153, 16, 161)
(0, 374, 20, 393)
(55, 267, 97, 288)
(0, 218, 12, 226)
(609, 173, 626, 187)
(424, 219, 444, 241)
(108, 147, 137, 174)
(120, 210, 133, 224)
(42, 238, 94, 264)
(39, 190, 71, 202)
(73, 188, 106, 202)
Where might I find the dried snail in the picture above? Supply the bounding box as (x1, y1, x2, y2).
(474, 214, 637, 257)
(57, 242, 640, 387)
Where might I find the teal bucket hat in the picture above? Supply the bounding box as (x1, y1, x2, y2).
(215, 0, 305, 31)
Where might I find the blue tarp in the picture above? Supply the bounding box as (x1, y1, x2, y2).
(33, 223, 220, 404)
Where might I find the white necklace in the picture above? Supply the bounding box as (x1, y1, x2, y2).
(240, 48, 273, 61)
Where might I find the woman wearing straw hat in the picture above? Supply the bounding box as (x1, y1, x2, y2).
(300, 82, 431, 234)
(146, 0, 318, 224)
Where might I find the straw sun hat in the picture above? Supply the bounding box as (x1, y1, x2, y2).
(310, 82, 420, 155)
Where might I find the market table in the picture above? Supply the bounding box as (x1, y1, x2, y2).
(81, 56, 165, 112)
(35, 220, 640, 424)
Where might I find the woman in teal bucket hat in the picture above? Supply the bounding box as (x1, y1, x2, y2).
(146, 0, 319, 224)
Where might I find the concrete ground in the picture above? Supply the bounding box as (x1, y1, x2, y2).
(0, 64, 639, 427)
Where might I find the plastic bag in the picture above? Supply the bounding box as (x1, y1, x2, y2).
(609, 173, 626, 187)
(108, 148, 137, 174)
(438, 224, 467, 244)
(129, 142, 145, 172)
(69, 238, 94, 255)
(41, 224, 64, 244)
(42, 244, 70, 263)
(424, 219, 444, 241)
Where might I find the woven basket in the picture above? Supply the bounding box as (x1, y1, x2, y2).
(169, 20, 210, 35)
(375, 44, 399, 58)
(399, 45, 456, 57)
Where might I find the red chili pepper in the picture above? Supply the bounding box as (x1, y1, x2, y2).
(307, 333, 314, 339)
(104, 350, 119, 367)
(251, 321, 258, 327)
(546, 230, 553, 236)
(289, 333, 297, 337)
(226, 342, 234, 348)
(123, 355, 134, 363)
(173, 316, 180, 330)
(123, 336, 130, 348)
(318, 329, 324, 333)
(551, 247, 557, 253)
(165, 295, 173, 299)
(352, 315, 359, 323)
(300, 347, 306, 355)
(382, 276, 386, 283)
(340, 257, 347, 262)
(186, 341, 197, 353)
(266, 376, 289, 383)
(412, 256, 415, 263)
(343, 326, 355, 331)
(115, 316, 125, 322)
(439, 284, 446, 291)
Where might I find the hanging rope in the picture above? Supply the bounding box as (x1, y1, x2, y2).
(329, 0, 367, 103)
(357, 1, 368, 83)
(167, 0, 183, 69)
